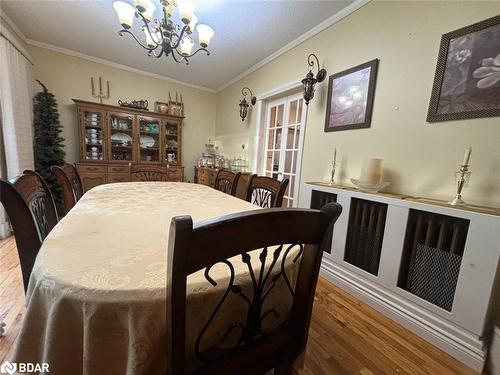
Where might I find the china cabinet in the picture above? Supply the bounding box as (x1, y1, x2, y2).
(74, 99, 184, 190)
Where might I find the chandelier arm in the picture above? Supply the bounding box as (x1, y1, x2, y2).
(307, 53, 320, 74)
(140, 17, 162, 46)
(171, 25, 190, 49)
(241, 86, 253, 98)
(174, 47, 210, 59)
(119, 30, 158, 52)
(171, 50, 188, 64)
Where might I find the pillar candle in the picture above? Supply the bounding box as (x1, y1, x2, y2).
(462, 146, 472, 166)
(360, 158, 382, 184)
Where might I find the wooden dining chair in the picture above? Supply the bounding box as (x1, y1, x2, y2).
(167, 202, 342, 374)
(246, 175, 289, 208)
(214, 170, 241, 196)
(0, 170, 59, 292)
(130, 164, 169, 181)
(51, 163, 84, 213)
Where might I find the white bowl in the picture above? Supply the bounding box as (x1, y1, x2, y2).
(350, 179, 390, 193)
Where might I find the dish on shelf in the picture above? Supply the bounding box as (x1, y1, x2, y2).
(350, 179, 390, 193)
(140, 135, 156, 148)
(111, 132, 132, 146)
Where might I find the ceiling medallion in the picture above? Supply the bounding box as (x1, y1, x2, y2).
(113, 0, 214, 64)
(301, 53, 327, 105)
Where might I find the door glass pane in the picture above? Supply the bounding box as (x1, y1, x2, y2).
(139, 118, 160, 163)
(288, 100, 297, 125)
(110, 114, 133, 161)
(276, 104, 284, 127)
(292, 151, 298, 173)
(286, 126, 294, 149)
(267, 129, 275, 150)
(294, 125, 301, 148)
(275, 128, 282, 149)
(297, 99, 303, 123)
(284, 151, 292, 173)
(84, 110, 104, 161)
(165, 122, 179, 164)
(269, 107, 276, 127)
(266, 151, 273, 171)
(288, 198, 293, 208)
(273, 151, 280, 172)
(290, 175, 295, 196)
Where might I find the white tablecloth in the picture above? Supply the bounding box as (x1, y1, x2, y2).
(11, 182, 297, 375)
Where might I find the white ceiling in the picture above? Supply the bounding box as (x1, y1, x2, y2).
(2, 0, 355, 91)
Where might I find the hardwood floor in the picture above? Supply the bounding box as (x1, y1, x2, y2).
(0, 236, 477, 374)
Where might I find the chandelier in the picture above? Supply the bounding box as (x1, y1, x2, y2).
(113, 0, 214, 64)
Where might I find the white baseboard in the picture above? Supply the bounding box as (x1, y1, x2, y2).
(320, 258, 485, 373)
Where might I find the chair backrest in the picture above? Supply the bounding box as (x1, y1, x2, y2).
(246, 175, 289, 208)
(0, 170, 59, 291)
(167, 202, 342, 374)
(130, 164, 169, 182)
(51, 163, 84, 213)
(214, 170, 241, 196)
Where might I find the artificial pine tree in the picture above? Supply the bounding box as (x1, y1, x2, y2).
(33, 80, 66, 213)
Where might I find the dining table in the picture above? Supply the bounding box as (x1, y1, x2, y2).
(11, 182, 298, 375)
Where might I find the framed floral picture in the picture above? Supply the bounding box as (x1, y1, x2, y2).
(427, 15, 500, 122)
(324, 59, 379, 132)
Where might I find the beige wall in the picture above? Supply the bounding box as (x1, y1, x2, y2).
(215, 0, 500, 208)
(29, 45, 216, 182)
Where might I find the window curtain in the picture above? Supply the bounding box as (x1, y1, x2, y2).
(0, 33, 35, 238)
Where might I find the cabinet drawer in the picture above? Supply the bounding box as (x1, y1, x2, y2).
(108, 173, 130, 183)
(108, 165, 130, 173)
(78, 164, 107, 173)
(80, 173, 106, 191)
(168, 167, 183, 180)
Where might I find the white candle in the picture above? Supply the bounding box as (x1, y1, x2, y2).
(360, 158, 382, 184)
(462, 146, 472, 166)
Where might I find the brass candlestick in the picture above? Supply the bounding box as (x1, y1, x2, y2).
(91, 76, 110, 104)
(449, 164, 471, 206)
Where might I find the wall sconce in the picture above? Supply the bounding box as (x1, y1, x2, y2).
(301, 53, 327, 105)
(239, 87, 256, 121)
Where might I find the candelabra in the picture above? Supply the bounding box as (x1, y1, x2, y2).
(329, 161, 337, 186)
(91, 77, 110, 104)
(449, 164, 471, 206)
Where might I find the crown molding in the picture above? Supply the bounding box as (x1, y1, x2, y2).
(0, 9, 28, 42)
(215, 0, 371, 93)
(26, 39, 217, 93)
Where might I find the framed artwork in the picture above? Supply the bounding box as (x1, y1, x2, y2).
(324, 59, 379, 132)
(155, 101, 169, 113)
(427, 15, 500, 122)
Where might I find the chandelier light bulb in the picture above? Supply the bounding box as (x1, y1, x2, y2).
(142, 0, 156, 22)
(133, 0, 150, 13)
(113, 1, 135, 29)
(143, 27, 161, 47)
(189, 14, 198, 32)
(178, 0, 194, 24)
(180, 37, 194, 56)
(197, 24, 214, 48)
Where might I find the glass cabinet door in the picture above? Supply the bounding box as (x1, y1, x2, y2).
(82, 108, 105, 161)
(138, 116, 161, 163)
(164, 121, 180, 164)
(109, 112, 134, 162)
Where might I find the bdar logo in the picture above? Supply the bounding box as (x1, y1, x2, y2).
(0, 361, 17, 375)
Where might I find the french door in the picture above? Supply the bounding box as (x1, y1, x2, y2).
(263, 93, 306, 207)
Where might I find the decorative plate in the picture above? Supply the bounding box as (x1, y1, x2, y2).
(350, 179, 390, 193)
(110, 132, 132, 145)
(140, 135, 155, 148)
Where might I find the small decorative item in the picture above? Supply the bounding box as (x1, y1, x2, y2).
(427, 15, 500, 122)
(329, 147, 337, 186)
(155, 101, 169, 113)
(449, 146, 472, 206)
(351, 158, 390, 193)
(325, 59, 379, 132)
(301, 53, 327, 105)
(168, 92, 184, 116)
(118, 99, 149, 110)
(239, 87, 256, 121)
(91, 76, 110, 104)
